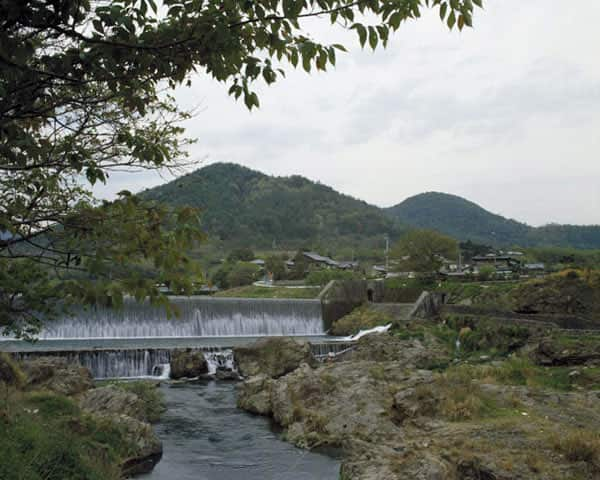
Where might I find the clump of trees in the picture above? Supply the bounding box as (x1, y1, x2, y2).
(212, 261, 261, 289)
(392, 229, 458, 274)
(265, 255, 287, 281)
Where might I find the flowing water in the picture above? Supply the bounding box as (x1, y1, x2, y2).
(140, 382, 340, 480)
(12, 347, 235, 379)
(36, 297, 324, 339)
(6, 338, 351, 379)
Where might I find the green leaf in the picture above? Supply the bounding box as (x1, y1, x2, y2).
(439, 2, 448, 21)
(290, 48, 299, 67)
(328, 46, 336, 66)
(368, 26, 378, 50)
(302, 51, 311, 72)
(447, 10, 456, 29)
(389, 11, 402, 30)
(353, 24, 367, 48)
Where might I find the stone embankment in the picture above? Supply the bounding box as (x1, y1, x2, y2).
(236, 325, 600, 479)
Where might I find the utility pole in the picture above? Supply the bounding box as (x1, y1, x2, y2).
(384, 234, 389, 272)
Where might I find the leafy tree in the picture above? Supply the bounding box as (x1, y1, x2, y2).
(227, 247, 255, 263)
(477, 265, 496, 281)
(1, 0, 481, 336)
(212, 263, 233, 289)
(459, 240, 493, 262)
(392, 229, 458, 273)
(288, 250, 310, 280)
(227, 262, 260, 287)
(265, 255, 286, 281)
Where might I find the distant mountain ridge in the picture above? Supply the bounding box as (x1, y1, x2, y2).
(385, 192, 600, 249)
(140, 163, 600, 250)
(140, 163, 404, 249)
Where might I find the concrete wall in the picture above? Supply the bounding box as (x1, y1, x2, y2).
(409, 291, 447, 319)
(319, 280, 368, 331)
(366, 280, 385, 303)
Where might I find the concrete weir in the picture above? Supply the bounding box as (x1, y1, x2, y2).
(6, 337, 354, 379)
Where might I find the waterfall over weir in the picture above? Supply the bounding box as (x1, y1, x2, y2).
(11, 343, 351, 379)
(13, 348, 235, 379)
(38, 297, 324, 339)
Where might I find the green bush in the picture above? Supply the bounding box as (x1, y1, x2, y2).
(112, 381, 165, 423)
(330, 305, 392, 336)
(25, 392, 80, 417)
(0, 353, 25, 388)
(445, 315, 531, 357)
(305, 269, 360, 286)
(227, 262, 260, 287)
(0, 391, 129, 480)
(383, 278, 436, 303)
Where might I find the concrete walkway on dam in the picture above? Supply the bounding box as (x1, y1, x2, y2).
(0, 335, 348, 353)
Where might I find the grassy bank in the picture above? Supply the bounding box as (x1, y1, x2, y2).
(0, 390, 130, 480)
(214, 285, 321, 299)
(0, 352, 164, 480)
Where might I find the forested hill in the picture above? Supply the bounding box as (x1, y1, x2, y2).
(385, 192, 600, 249)
(140, 163, 404, 248)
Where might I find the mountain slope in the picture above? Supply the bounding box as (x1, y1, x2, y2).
(140, 163, 404, 248)
(385, 192, 600, 248)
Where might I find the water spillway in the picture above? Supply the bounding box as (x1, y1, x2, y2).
(13, 347, 235, 379)
(9, 341, 351, 379)
(37, 297, 324, 339)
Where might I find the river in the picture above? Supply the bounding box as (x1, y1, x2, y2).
(140, 381, 341, 480)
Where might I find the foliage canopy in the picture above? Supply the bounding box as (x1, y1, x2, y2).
(392, 228, 458, 273)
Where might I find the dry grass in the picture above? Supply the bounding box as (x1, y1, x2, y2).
(551, 430, 600, 467)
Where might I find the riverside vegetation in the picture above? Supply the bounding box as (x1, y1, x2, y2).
(0, 354, 164, 480)
(236, 272, 600, 479)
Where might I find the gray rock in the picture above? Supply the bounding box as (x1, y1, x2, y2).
(20, 356, 93, 395)
(234, 337, 315, 379)
(236, 374, 273, 415)
(80, 386, 162, 476)
(215, 367, 241, 381)
(114, 414, 163, 476)
(170, 349, 209, 379)
(79, 385, 148, 422)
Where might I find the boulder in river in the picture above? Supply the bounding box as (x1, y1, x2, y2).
(117, 414, 163, 476)
(234, 337, 315, 379)
(169, 349, 209, 379)
(79, 384, 163, 475)
(236, 374, 274, 415)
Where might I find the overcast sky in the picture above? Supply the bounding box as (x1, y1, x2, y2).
(96, 0, 600, 227)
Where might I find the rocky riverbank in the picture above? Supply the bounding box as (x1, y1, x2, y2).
(236, 321, 600, 479)
(0, 354, 164, 479)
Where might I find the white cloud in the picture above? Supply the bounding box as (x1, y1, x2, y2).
(95, 0, 600, 226)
